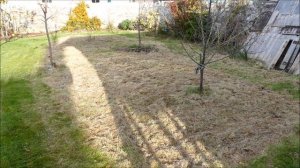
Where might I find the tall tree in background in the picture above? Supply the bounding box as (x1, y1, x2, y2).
(39, 1, 55, 67)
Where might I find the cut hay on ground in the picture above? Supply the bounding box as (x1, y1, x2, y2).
(43, 35, 299, 168)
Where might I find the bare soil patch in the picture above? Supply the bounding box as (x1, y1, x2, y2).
(44, 34, 299, 168)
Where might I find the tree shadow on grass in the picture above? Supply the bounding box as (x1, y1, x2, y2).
(51, 34, 299, 168)
(1, 61, 113, 167)
(52, 34, 224, 167)
(1, 79, 50, 168)
(52, 36, 153, 167)
(34, 77, 114, 168)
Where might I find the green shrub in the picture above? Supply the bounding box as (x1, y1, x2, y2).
(168, 0, 211, 41)
(139, 11, 159, 32)
(62, 1, 101, 31)
(118, 11, 159, 32)
(118, 19, 135, 30)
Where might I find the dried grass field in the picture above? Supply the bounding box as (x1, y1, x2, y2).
(42, 34, 299, 168)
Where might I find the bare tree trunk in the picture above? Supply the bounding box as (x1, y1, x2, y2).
(198, 0, 212, 94)
(208, 0, 212, 16)
(0, 12, 4, 39)
(175, 0, 262, 95)
(4, 27, 8, 41)
(199, 68, 204, 93)
(0, 26, 4, 39)
(44, 16, 54, 66)
(138, 19, 141, 48)
(40, 2, 55, 67)
(199, 50, 206, 94)
(138, 1, 142, 48)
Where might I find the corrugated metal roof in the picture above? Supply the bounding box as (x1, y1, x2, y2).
(272, 14, 300, 27)
(271, 0, 300, 27)
(275, 0, 298, 13)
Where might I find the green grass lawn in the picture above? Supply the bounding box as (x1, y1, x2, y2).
(0, 36, 114, 168)
(243, 133, 299, 168)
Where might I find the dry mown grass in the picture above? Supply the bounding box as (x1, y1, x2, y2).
(43, 34, 299, 168)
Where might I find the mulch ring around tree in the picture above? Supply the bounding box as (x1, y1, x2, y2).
(119, 44, 159, 53)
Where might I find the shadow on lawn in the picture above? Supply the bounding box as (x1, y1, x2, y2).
(1, 79, 48, 168)
(51, 34, 299, 168)
(1, 77, 113, 168)
(0, 37, 114, 167)
(53, 34, 222, 167)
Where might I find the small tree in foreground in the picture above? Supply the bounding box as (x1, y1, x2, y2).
(169, 0, 262, 94)
(39, 1, 55, 67)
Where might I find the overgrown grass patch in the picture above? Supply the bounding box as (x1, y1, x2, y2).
(186, 85, 201, 95)
(155, 36, 183, 54)
(241, 133, 299, 168)
(118, 32, 140, 39)
(209, 60, 300, 100)
(268, 82, 299, 99)
(185, 85, 211, 95)
(155, 34, 299, 167)
(155, 34, 299, 99)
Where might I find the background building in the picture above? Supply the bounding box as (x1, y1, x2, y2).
(246, 0, 299, 74)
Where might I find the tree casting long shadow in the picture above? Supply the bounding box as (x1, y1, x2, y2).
(50, 34, 299, 168)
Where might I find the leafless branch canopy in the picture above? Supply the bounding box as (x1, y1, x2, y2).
(171, 0, 264, 69)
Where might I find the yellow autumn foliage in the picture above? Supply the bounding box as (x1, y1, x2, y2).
(63, 1, 101, 32)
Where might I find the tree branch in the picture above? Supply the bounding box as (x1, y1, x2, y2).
(205, 54, 230, 65)
(180, 41, 200, 65)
